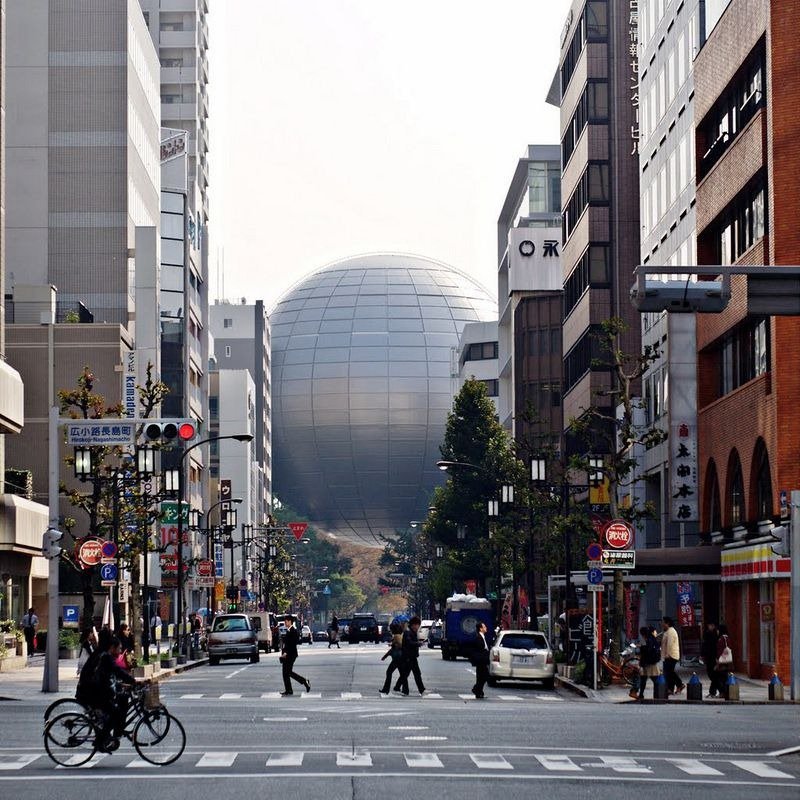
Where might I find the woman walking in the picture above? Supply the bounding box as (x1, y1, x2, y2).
(379, 623, 403, 694)
(636, 626, 662, 701)
(716, 624, 734, 698)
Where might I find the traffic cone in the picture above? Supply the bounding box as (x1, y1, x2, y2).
(654, 673, 668, 702)
(768, 673, 784, 702)
(725, 672, 740, 701)
(686, 672, 703, 703)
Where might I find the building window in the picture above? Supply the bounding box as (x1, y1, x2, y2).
(463, 341, 498, 364)
(716, 182, 767, 265)
(718, 317, 769, 398)
(729, 455, 745, 526)
(754, 441, 773, 520)
(563, 162, 610, 242)
(563, 245, 609, 320)
(759, 580, 775, 663)
(209, 397, 219, 420)
(562, 81, 609, 166)
(563, 326, 606, 393)
(480, 379, 499, 397)
(225, 345, 231, 358)
(223, 318, 233, 328)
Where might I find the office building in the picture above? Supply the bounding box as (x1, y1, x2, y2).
(456, 321, 500, 417)
(210, 300, 271, 522)
(694, 0, 799, 681)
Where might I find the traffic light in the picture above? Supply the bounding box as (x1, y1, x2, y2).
(143, 419, 198, 444)
(770, 524, 790, 557)
(638, 584, 647, 596)
(42, 528, 64, 560)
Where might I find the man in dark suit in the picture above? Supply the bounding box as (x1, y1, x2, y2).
(472, 621, 490, 698)
(395, 616, 426, 695)
(280, 617, 311, 695)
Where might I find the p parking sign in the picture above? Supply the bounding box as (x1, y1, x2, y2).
(63, 605, 80, 626)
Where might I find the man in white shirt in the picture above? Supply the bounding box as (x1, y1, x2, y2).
(661, 616, 685, 695)
(21, 607, 38, 658)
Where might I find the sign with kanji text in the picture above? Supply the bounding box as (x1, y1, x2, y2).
(288, 522, 308, 541)
(676, 582, 696, 627)
(67, 422, 134, 446)
(77, 538, 103, 568)
(160, 501, 190, 547)
(604, 520, 634, 549)
(600, 550, 635, 570)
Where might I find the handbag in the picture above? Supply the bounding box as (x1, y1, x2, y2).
(717, 636, 733, 666)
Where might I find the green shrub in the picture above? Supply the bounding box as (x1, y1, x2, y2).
(58, 629, 80, 649)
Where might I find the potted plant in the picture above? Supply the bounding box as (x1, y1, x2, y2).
(58, 629, 80, 659)
(14, 627, 24, 656)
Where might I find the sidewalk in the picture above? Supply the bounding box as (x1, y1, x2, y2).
(0, 653, 208, 704)
(557, 665, 795, 704)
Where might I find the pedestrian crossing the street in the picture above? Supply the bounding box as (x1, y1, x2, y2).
(4, 750, 797, 782)
(166, 690, 564, 703)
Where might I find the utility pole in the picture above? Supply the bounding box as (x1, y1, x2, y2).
(791, 491, 800, 701)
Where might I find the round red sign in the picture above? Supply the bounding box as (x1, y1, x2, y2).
(604, 520, 634, 550)
(77, 538, 103, 568)
(197, 560, 213, 577)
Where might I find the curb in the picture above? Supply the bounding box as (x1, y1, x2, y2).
(555, 674, 593, 699)
(148, 657, 209, 682)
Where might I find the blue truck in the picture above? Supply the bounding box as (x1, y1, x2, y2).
(441, 595, 494, 660)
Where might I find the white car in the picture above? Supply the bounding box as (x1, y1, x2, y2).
(488, 630, 555, 690)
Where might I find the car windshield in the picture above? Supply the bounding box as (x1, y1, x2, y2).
(213, 617, 248, 632)
(499, 633, 547, 650)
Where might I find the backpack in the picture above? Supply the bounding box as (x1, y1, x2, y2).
(640, 638, 660, 666)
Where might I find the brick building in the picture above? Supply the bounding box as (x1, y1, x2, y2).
(694, 0, 800, 681)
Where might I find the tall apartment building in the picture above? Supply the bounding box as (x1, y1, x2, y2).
(210, 300, 272, 522)
(496, 145, 562, 446)
(0, 0, 36, 628)
(456, 321, 500, 417)
(140, 0, 209, 227)
(5, 0, 161, 332)
(636, 1, 717, 630)
(694, 0, 800, 681)
(557, 1, 641, 455)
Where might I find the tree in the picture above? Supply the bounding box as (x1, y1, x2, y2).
(567, 317, 666, 663)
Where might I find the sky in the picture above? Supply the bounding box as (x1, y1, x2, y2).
(209, 0, 570, 311)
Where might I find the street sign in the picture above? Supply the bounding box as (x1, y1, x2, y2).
(322, 585, 331, 595)
(118, 582, 128, 603)
(600, 549, 635, 569)
(100, 563, 118, 586)
(63, 605, 80, 625)
(586, 541, 604, 561)
(197, 559, 214, 577)
(604, 519, 634, 549)
(587, 584, 605, 592)
(288, 522, 308, 541)
(587, 567, 603, 585)
(101, 540, 118, 559)
(77, 539, 103, 568)
(67, 421, 135, 446)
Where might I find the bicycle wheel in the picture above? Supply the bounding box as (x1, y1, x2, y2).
(622, 658, 640, 687)
(133, 708, 186, 765)
(44, 712, 99, 767)
(599, 661, 614, 687)
(43, 697, 87, 722)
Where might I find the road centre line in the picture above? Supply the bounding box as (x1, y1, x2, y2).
(224, 666, 250, 680)
(262, 717, 308, 722)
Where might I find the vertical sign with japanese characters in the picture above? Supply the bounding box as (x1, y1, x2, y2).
(123, 351, 137, 419)
(676, 582, 696, 627)
(668, 316, 699, 521)
(629, 1, 639, 155)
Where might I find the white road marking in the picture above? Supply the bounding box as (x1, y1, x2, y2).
(262, 717, 308, 722)
(219, 693, 242, 700)
(768, 744, 800, 757)
(267, 752, 304, 767)
(179, 693, 204, 699)
(458, 694, 477, 701)
(336, 751, 372, 767)
(388, 726, 429, 730)
(497, 695, 521, 701)
(534, 694, 563, 701)
(0, 755, 40, 770)
(56, 753, 107, 769)
(260, 692, 282, 699)
(125, 759, 159, 768)
(668, 759, 723, 776)
(341, 692, 362, 700)
(470, 753, 513, 770)
(582, 756, 651, 774)
(404, 736, 448, 741)
(404, 752, 444, 768)
(535, 754, 582, 772)
(730, 760, 795, 779)
(359, 711, 415, 718)
(224, 666, 249, 680)
(196, 752, 238, 767)
(299, 692, 322, 699)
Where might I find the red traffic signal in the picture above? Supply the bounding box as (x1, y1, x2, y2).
(178, 421, 196, 440)
(143, 419, 198, 443)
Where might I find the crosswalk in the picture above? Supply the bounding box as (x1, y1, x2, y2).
(167, 690, 563, 702)
(4, 750, 796, 780)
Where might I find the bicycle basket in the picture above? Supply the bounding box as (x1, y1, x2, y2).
(143, 683, 161, 709)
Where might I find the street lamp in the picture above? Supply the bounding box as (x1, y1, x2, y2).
(74, 447, 92, 480)
(163, 468, 179, 496)
(174, 432, 253, 662)
(137, 445, 156, 478)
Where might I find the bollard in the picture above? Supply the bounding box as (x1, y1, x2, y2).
(686, 672, 703, 703)
(654, 673, 668, 702)
(769, 673, 785, 702)
(725, 672, 740, 701)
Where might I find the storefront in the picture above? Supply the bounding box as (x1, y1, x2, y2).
(720, 540, 791, 680)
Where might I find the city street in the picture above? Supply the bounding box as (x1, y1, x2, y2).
(1, 646, 799, 800)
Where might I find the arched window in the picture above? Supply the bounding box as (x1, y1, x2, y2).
(706, 460, 722, 531)
(729, 453, 745, 526)
(754, 440, 773, 520)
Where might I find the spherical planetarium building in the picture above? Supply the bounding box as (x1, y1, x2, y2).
(271, 254, 495, 545)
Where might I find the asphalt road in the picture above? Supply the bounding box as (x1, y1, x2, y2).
(2, 644, 799, 800)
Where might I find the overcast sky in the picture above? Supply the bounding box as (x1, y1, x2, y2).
(209, 0, 570, 310)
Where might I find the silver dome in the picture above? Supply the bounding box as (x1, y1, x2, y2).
(271, 254, 495, 545)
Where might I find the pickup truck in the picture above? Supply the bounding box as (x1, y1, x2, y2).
(441, 595, 494, 661)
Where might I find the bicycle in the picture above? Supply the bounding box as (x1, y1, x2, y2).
(596, 643, 640, 688)
(43, 683, 186, 767)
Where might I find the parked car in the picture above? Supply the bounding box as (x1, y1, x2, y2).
(248, 612, 275, 652)
(417, 620, 434, 643)
(427, 622, 444, 649)
(207, 614, 259, 665)
(348, 613, 380, 644)
(312, 628, 329, 642)
(488, 629, 555, 689)
(338, 618, 351, 643)
(300, 624, 313, 644)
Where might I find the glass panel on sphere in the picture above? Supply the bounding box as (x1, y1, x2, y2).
(349, 408, 389, 425)
(350, 377, 389, 393)
(388, 318, 424, 331)
(349, 361, 389, 377)
(352, 318, 389, 332)
(389, 361, 427, 377)
(312, 362, 348, 378)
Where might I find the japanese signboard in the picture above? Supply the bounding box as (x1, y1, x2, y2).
(159, 501, 190, 548)
(289, 522, 308, 541)
(604, 520, 634, 549)
(676, 582, 696, 627)
(670, 421, 699, 522)
(122, 351, 136, 419)
(67, 422, 134, 446)
(629, 0, 639, 155)
(600, 550, 635, 570)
